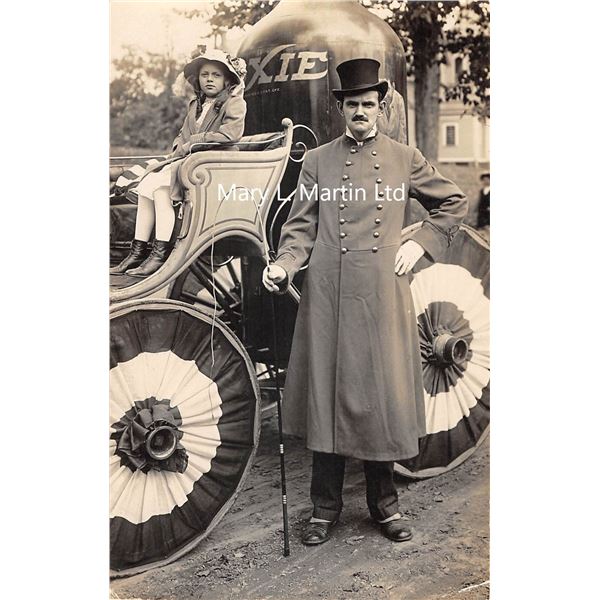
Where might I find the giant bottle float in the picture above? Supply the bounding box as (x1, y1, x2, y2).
(238, 0, 408, 198)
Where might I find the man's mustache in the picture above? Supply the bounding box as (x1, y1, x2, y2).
(352, 116, 369, 122)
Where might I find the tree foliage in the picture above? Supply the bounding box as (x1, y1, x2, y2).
(367, 1, 489, 116)
(364, 1, 490, 156)
(206, 0, 489, 117)
(204, 0, 279, 31)
(444, 2, 490, 118)
(110, 1, 489, 153)
(110, 46, 188, 150)
(203, 0, 489, 158)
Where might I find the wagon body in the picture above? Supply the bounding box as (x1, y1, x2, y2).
(109, 120, 298, 576)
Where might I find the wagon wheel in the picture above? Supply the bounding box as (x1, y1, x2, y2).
(170, 255, 290, 414)
(169, 254, 243, 335)
(395, 224, 490, 479)
(109, 299, 260, 576)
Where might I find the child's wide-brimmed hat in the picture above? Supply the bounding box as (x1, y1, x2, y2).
(183, 47, 247, 87)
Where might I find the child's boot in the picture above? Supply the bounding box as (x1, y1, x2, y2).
(126, 240, 174, 278)
(110, 239, 150, 274)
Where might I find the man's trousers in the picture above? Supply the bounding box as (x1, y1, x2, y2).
(310, 451, 399, 522)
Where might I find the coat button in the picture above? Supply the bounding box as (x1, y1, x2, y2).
(350, 148, 357, 154)
(378, 191, 384, 197)
(376, 178, 382, 184)
(374, 163, 380, 169)
(342, 247, 348, 254)
(375, 218, 381, 224)
(345, 160, 352, 166)
(373, 231, 380, 238)
(371, 150, 377, 156)
(339, 203, 346, 210)
(372, 247, 378, 253)
(376, 204, 383, 210)
(342, 174, 349, 181)
(339, 218, 346, 224)
(340, 232, 347, 238)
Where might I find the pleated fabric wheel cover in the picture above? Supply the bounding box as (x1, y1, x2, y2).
(396, 224, 490, 478)
(109, 300, 260, 575)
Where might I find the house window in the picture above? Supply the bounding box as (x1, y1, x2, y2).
(455, 57, 464, 83)
(444, 124, 458, 147)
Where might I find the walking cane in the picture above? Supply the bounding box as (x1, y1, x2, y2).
(267, 263, 291, 557)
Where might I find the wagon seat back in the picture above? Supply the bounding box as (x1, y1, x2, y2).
(109, 118, 294, 305)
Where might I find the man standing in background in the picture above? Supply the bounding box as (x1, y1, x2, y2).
(477, 172, 490, 232)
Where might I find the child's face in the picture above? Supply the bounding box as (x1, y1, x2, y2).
(198, 61, 228, 97)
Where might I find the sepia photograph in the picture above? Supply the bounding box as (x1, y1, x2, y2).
(9, 2, 600, 599)
(108, 1, 490, 597)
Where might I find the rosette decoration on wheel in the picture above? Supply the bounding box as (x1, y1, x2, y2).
(396, 224, 490, 478)
(109, 300, 260, 576)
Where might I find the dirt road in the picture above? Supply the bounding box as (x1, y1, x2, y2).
(111, 415, 489, 600)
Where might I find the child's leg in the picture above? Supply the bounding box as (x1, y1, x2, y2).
(125, 188, 175, 278)
(134, 194, 156, 242)
(153, 187, 175, 242)
(110, 194, 154, 274)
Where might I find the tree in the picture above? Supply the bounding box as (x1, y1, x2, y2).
(201, 0, 489, 160)
(369, 1, 490, 158)
(185, 0, 278, 32)
(444, 2, 490, 119)
(110, 46, 188, 150)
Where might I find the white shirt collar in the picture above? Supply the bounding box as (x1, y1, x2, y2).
(345, 124, 378, 146)
(196, 98, 215, 124)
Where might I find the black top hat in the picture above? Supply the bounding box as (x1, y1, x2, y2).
(332, 58, 388, 101)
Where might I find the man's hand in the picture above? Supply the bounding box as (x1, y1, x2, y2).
(395, 240, 425, 276)
(262, 264, 288, 293)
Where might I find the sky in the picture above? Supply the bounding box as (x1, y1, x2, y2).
(110, 1, 221, 64)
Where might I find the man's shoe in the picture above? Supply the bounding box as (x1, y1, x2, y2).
(301, 519, 338, 546)
(379, 520, 413, 542)
(126, 240, 174, 278)
(110, 239, 150, 274)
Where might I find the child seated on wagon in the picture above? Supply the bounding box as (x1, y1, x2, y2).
(111, 48, 247, 277)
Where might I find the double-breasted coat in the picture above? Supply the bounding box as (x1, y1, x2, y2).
(274, 132, 467, 461)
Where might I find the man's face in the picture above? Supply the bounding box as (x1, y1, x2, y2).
(338, 90, 383, 140)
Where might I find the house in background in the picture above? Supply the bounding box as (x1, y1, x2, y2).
(223, 27, 489, 166)
(406, 54, 489, 165)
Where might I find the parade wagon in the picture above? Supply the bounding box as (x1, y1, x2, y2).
(109, 0, 489, 577)
(109, 119, 489, 576)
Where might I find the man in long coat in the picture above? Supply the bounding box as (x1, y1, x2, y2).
(477, 172, 491, 230)
(263, 59, 467, 545)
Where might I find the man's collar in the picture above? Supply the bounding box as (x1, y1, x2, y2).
(345, 124, 378, 146)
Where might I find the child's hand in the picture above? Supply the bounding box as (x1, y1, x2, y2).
(168, 147, 184, 159)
